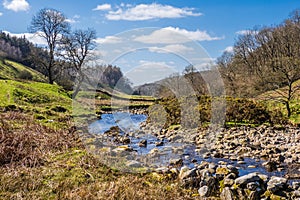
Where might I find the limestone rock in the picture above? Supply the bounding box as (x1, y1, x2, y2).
(235, 172, 261, 186)
(267, 176, 288, 194)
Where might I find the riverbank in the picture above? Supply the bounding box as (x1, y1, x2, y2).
(142, 121, 300, 199)
(90, 111, 300, 199)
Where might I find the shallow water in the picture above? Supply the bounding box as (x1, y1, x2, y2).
(89, 112, 290, 177)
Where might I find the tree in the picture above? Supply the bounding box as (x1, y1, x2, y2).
(231, 10, 300, 117)
(100, 65, 133, 94)
(29, 8, 70, 84)
(183, 65, 208, 96)
(61, 28, 96, 98)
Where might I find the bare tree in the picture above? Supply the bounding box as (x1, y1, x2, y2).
(233, 10, 300, 117)
(61, 29, 96, 98)
(29, 8, 70, 84)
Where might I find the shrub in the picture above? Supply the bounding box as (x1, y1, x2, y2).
(18, 70, 33, 80)
(154, 96, 286, 128)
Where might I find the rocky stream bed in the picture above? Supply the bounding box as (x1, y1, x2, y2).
(86, 112, 300, 199)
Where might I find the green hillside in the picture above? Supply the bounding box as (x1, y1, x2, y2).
(0, 79, 72, 127)
(0, 60, 195, 199)
(257, 79, 300, 124)
(0, 59, 47, 82)
(0, 59, 72, 126)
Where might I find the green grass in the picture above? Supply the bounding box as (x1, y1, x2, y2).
(0, 111, 197, 200)
(0, 79, 72, 128)
(257, 79, 300, 124)
(0, 80, 71, 107)
(0, 59, 47, 82)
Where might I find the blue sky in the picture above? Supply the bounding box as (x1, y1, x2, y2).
(0, 0, 299, 85)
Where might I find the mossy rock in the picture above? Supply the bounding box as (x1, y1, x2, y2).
(270, 194, 287, 200)
(262, 190, 288, 200)
(216, 167, 230, 175)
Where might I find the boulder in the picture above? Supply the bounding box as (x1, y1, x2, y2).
(169, 158, 183, 166)
(247, 182, 259, 191)
(126, 160, 142, 168)
(198, 185, 210, 197)
(235, 172, 262, 186)
(267, 176, 288, 194)
(248, 190, 261, 200)
(179, 167, 197, 180)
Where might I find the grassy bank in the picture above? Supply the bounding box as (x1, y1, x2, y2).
(0, 111, 199, 200)
(0, 61, 195, 199)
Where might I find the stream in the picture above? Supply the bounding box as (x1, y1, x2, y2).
(89, 112, 288, 177)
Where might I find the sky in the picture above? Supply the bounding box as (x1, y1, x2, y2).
(0, 0, 299, 85)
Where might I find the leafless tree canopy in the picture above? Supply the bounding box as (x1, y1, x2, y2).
(218, 9, 300, 117)
(29, 8, 70, 84)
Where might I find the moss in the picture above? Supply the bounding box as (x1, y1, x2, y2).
(232, 183, 239, 190)
(216, 167, 230, 175)
(219, 180, 225, 193)
(270, 194, 287, 200)
(263, 190, 272, 198)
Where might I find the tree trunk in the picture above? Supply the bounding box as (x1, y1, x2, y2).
(72, 83, 81, 99)
(48, 67, 54, 84)
(72, 78, 84, 99)
(285, 101, 291, 118)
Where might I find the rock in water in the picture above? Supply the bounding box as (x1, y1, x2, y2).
(262, 161, 278, 172)
(169, 158, 183, 166)
(138, 139, 147, 147)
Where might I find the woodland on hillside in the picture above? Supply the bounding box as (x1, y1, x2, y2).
(1, 9, 300, 118)
(0, 9, 131, 96)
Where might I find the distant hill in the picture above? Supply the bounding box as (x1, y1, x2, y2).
(133, 71, 209, 98)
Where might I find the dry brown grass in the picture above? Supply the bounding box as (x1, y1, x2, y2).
(0, 111, 202, 200)
(0, 111, 80, 167)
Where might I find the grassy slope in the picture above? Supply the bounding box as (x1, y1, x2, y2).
(0, 61, 198, 199)
(0, 59, 47, 82)
(0, 79, 72, 128)
(0, 59, 72, 126)
(257, 79, 300, 124)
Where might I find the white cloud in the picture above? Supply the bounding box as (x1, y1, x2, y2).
(223, 46, 234, 53)
(149, 44, 193, 54)
(0, 12, 3, 16)
(66, 15, 80, 23)
(93, 4, 112, 11)
(236, 30, 259, 35)
(3, 31, 47, 46)
(105, 3, 201, 21)
(95, 36, 122, 44)
(3, 0, 30, 12)
(135, 27, 223, 44)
